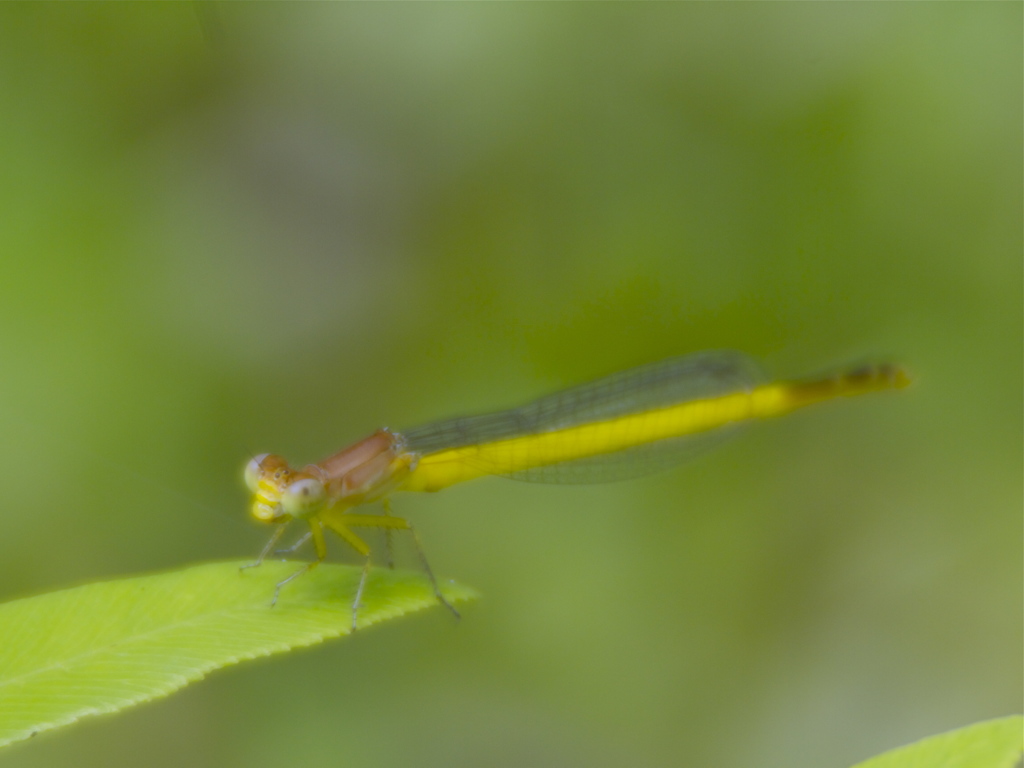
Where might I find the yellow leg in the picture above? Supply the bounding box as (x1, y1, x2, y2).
(240, 524, 287, 573)
(322, 515, 372, 555)
(275, 530, 312, 555)
(319, 516, 372, 631)
(270, 519, 326, 607)
(381, 498, 396, 570)
(310, 519, 327, 560)
(336, 513, 412, 530)
(351, 557, 372, 633)
(334, 512, 460, 622)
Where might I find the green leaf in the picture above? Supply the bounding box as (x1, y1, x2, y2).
(850, 716, 1023, 768)
(0, 561, 476, 748)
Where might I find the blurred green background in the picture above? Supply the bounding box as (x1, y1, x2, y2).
(0, 4, 1019, 767)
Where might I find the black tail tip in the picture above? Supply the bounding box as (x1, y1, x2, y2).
(845, 362, 912, 389)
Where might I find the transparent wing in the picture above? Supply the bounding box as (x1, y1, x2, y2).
(401, 351, 765, 484)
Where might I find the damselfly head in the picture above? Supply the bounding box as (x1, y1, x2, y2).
(245, 454, 285, 492)
(244, 453, 293, 523)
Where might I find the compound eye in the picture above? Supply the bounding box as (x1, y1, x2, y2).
(244, 453, 271, 493)
(281, 477, 327, 518)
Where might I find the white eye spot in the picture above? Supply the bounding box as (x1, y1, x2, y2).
(281, 478, 326, 518)
(244, 454, 270, 493)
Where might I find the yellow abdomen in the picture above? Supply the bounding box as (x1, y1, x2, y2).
(401, 362, 909, 493)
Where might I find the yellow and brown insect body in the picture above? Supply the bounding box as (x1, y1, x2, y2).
(318, 429, 416, 508)
(242, 352, 910, 625)
(242, 433, 443, 627)
(245, 430, 415, 524)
